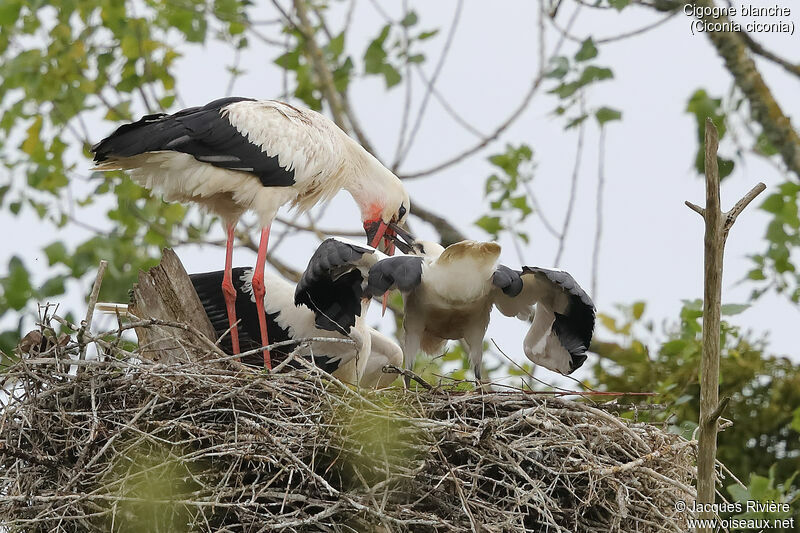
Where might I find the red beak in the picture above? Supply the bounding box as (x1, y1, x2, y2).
(366, 220, 389, 249)
(364, 219, 396, 315)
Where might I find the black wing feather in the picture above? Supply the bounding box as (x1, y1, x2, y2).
(92, 97, 296, 187)
(522, 266, 596, 351)
(295, 239, 374, 334)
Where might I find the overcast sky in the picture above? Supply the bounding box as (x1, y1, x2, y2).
(2, 1, 799, 385)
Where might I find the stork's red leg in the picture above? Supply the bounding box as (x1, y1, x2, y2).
(221, 223, 241, 357)
(251, 225, 272, 369)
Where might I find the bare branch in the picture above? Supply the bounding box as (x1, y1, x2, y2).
(723, 182, 766, 232)
(684, 201, 705, 217)
(704, 396, 730, 427)
(410, 202, 468, 246)
(394, 0, 465, 168)
(740, 31, 800, 80)
(392, 0, 413, 171)
(591, 128, 606, 300)
(399, 5, 580, 180)
(77, 260, 108, 364)
(554, 112, 586, 267)
(690, 0, 800, 178)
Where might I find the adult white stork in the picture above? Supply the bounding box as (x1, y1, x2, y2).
(295, 238, 595, 385)
(91, 97, 411, 369)
(190, 266, 402, 388)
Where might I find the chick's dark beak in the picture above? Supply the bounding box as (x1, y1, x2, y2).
(388, 222, 416, 253)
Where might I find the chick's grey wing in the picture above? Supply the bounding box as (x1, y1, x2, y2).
(365, 256, 424, 298)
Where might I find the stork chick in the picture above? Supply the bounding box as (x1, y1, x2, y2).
(295, 238, 596, 386)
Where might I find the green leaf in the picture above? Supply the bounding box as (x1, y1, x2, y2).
(417, 29, 439, 40)
(792, 406, 800, 433)
(754, 132, 778, 156)
(509, 195, 532, 217)
(632, 301, 646, 320)
(608, 0, 630, 9)
(565, 114, 588, 129)
(400, 11, 418, 27)
(44, 242, 68, 266)
(545, 56, 569, 79)
(475, 215, 502, 236)
(327, 32, 345, 57)
(595, 106, 622, 125)
(720, 303, 750, 316)
(761, 193, 784, 214)
(0, 0, 22, 25)
(578, 65, 613, 84)
(3, 256, 32, 310)
(364, 24, 391, 74)
(21, 116, 42, 156)
(382, 64, 402, 88)
(575, 38, 597, 62)
(40, 275, 67, 297)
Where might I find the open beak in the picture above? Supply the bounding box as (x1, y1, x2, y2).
(388, 222, 416, 254)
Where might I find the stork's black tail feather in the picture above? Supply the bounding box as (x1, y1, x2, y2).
(189, 268, 339, 373)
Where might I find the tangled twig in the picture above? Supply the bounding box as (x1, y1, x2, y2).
(0, 319, 698, 532)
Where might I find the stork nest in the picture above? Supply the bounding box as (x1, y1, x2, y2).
(1, 327, 696, 532)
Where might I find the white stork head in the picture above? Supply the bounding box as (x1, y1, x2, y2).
(343, 139, 413, 255)
(361, 181, 411, 256)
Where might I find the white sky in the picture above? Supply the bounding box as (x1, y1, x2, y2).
(2, 1, 799, 384)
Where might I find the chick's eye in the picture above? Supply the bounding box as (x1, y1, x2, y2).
(397, 204, 407, 219)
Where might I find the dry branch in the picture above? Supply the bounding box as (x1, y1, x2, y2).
(685, 119, 766, 529)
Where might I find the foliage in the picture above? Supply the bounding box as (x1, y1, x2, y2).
(726, 466, 799, 524)
(546, 38, 622, 130)
(684, 88, 800, 305)
(592, 301, 800, 509)
(0, 0, 253, 357)
(749, 181, 800, 303)
(475, 144, 535, 243)
(686, 89, 735, 179)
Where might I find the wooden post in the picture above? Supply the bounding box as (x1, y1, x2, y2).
(685, 119, 766, 529)
(129, 248, 218, 363)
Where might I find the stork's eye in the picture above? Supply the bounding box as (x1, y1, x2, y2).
(397, 204, 407, 220)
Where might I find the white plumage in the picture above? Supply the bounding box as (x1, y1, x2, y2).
(92, 97, 411, 365)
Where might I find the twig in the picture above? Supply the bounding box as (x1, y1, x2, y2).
(382, 364, 432, 390)
(591, 127, 606, 299)
(394, 0, 464, 169)
(77, 260, 108, 364)
(554, 108, 586, 267)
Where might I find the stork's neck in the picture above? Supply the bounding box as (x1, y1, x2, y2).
(341, 138, 400, 221)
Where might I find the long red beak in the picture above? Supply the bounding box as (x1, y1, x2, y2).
(364, 220, 395, 315)
(367, 220, 388, 249)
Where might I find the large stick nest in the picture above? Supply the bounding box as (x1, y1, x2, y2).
(1, 332, 695, 532)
